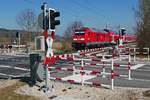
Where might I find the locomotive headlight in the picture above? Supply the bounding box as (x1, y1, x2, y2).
(73, 38, 77, 40)
(80, 38, 85, 40)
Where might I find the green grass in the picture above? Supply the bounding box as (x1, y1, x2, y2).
(0, 81, 38, 100)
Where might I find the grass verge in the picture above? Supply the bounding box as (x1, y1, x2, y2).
(0, 81, 38, 100)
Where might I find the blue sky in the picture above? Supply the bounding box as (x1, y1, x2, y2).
(0, 0, 138, 36)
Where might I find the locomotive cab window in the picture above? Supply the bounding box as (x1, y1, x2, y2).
(75, 31, 85, 35)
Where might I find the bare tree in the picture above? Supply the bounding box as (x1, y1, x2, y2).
(135, 0, 150, 48)
(62, 21, 83, 51)
(63, 21, 83, 40)
(16, 9, 37, 42)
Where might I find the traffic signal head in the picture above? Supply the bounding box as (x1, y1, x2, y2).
(41, 5, 44, 10)
(16, 32, 19, 38)
(103, 29, 110, 32)
(121, 28, 126, 36)
(50, 9, 60, 30)
(40, 3, 49, 30)
(41, 2, 47, 10)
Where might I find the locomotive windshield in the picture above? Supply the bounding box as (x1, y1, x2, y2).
(74, 31, 85, 35)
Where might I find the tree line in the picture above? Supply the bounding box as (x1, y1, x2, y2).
(136, 0, 150, 49)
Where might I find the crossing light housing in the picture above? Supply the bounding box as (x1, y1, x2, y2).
(41, 3, 49, 30)
(16, 32, 19, 38)
(121, 28, 126, 36)
(50, 9, 60, 30)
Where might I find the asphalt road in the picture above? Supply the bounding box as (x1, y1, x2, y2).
(0, 55, 29, 79)
(0, 53, 150, 89)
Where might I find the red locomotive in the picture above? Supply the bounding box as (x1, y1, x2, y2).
(72, 27, 136, 50)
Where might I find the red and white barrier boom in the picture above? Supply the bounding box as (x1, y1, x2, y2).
(47, 49, 134, 90)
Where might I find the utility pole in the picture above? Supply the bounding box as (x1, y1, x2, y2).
(41, 2, 49, 92)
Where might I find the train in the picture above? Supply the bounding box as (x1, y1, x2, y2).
(72, 27, 136, 50)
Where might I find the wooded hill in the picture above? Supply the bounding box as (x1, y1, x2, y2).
(0, 28, 62, 44)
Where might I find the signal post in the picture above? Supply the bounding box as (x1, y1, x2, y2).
(41, 2, 60, 92)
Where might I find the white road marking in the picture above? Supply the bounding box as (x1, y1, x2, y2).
(131, 64, 145, 70)
(62, 74, 96, 83)
(0, 65, 29, 71)
(14, 67, 29, 71)
(0, 73, 18, 77)
(139, 66, 150, 69)
(132, 78, 150, 82)
(0, 72, 29, 78)
(101, 58, 119, 62)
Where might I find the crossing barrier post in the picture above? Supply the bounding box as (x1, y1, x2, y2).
(102, 61, 106, 78)
(128, 54, 131, 80)
(111, 55, 114, 90)
(81, 58, 84, 86)
(148, 48, 150, 61)
(134, 48, 136, 62)
(72, 54, 76, 75)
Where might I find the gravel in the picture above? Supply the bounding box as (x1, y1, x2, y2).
(15, 80, 150, 100)
(0, 79, 18, 89)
